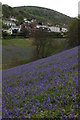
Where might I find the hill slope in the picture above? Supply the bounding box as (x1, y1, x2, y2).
(2, 46, 79, 118)
(2, 5, 72, 25)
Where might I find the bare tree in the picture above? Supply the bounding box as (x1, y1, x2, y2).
(33, 29, 49, 58)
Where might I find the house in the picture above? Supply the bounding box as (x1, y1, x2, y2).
(24, 18, 31, 24)
(3, 26, 21, 35)
(24, 18, 27, 21)
(61, 27, 68, 32)
(36, 25, 48, 29)
(3, 20, 16, 26)
(11, 26, 21, 32)
(21, 19, 37, 32)
(2, 29, 12, 35)
(9, 17, 17, 22)
(10, 26, 21, 35)
(49, 26, 60, 32)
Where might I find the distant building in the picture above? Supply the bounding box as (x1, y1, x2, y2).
(3, 26, 21, 35)
(24, 18, 28, 22)
(48, 25, 68, 33)
(36, 25, 48, 29)
(30, 19, 37, 29)
(24, 18, 31, 24)
(3, 20, 16, 26)
(21, 19, 37, 32)
(61, 27, 68, 32)
(9, 17, 17, 22)
(11, 26, 21, 32)
(49, 26, 60, 32)
(2, 29, 12, 35)
(21, 23, 29, 30)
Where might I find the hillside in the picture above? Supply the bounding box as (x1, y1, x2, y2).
(2, 5, 72, 25)
(2, 46, 79, 118)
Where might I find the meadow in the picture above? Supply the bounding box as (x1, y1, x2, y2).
(2, 37, 67, 69)
(2, 46, 79, 119)
(2, 38, 35, 69)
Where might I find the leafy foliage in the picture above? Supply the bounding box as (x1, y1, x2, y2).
(2, 5, 14, 18)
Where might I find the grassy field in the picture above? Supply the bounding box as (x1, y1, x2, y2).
(2, 37, 68, 69)
(2, 38, 32, 47)
(2, 38, 36, 69)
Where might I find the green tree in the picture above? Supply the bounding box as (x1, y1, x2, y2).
(68, 18, 80, 47)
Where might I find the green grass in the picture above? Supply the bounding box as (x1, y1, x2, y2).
(2, 38, 33, 47)
(2, 38, 35, 69)
(2, 37, 67, 69)
(2, 57, 38, 69)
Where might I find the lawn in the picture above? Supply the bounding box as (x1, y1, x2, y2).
(2, 46, 79, 119)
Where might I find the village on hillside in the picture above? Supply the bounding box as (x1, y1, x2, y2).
(2, 16, 68, 38)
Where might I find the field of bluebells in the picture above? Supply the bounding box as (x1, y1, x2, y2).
(2, 46, 79, 119)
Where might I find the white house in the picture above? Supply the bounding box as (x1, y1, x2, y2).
(24, 18, 27, 21)
(3, 26, 21, 35)
(36, 25, 48, 29)
(3, 29, 12, 35)
(24, 18, 31, 24)
(49, 26, 60, 32)
(9, 17, 17, 22)
(61, 27, 68, 32)
(3, 20, 16, 26)
(11, 26, 21, 32)
(10, 26, 21, 34)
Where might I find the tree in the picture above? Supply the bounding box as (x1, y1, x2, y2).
(68, 18, 80, 47)
(33, 29, 49, 58)
(32, 28, 56, 58)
